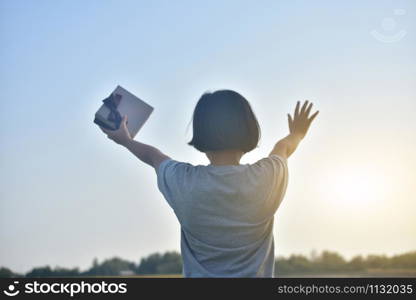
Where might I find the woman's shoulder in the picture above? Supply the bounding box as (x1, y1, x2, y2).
(248, 154, 288, 175)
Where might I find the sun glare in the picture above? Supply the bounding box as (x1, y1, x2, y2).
(318, 165, 390, 209)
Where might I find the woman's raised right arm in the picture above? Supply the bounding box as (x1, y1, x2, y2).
(100, 115, 171, 170)
(270, 100, 319, 159)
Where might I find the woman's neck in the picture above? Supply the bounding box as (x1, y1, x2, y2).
(206, 150, 244, 166)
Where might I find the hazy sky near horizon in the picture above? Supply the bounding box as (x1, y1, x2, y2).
(1, 0, 415, 273)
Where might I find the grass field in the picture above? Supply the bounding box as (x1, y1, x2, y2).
(120, 269, 416, 278)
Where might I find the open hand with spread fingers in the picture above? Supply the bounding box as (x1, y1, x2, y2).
(287, 100, 319, 140)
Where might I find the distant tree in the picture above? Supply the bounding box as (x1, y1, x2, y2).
(156, 252, 182, 274)
(276, 254, 313, 275)
(136, 253, 162, 274)
(82, 257, 136, 276)
(276, 250, 350, 276)
(26, 266, 53, 277)
(315, 251, 346, 272)
(0, 267, 21, 278)
(92, 257, 99, 269)
(136, 252, 182, 275)
(309, 249, 318, 262)
(25, 266, 80, 277)
(390, 251, 416, 269)
(50, 267, 80, 277)
(288, 254, 312, 272)
(347, 255, 365, 271)
(275, 257, 294, 275)
(365, 254, 389, 269)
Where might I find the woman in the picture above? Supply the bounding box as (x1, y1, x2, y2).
(100, 90, 318, 277)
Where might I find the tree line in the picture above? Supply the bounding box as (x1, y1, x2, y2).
(275, 250, 416, 275)
(1, 250, 415, 277)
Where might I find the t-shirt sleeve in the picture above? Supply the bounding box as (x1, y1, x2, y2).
(253, 154, 289, 213)
(155, 158, 190, 211)
(267, 154, 288, 211)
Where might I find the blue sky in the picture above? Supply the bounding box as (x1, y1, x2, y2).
(1, 0, 415, 273)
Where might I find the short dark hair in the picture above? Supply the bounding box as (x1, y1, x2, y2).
(188, 90, 260, 153)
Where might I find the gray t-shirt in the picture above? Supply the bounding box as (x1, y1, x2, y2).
(155, 154, 288, 277)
